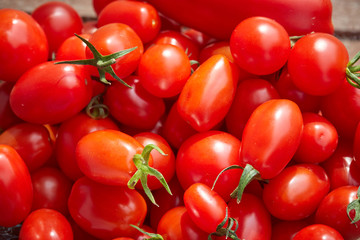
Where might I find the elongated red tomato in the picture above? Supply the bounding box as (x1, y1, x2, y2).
(177, 54, 239, 132)
(292, 224, 344, 240)
(76, 129, 150, 186)
(240, 99, 303, 179)
(0, 145, 33, 227)
(68, 177, 147, 239)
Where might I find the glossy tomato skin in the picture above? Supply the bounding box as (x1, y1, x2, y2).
(55, 112, 119, 181)
(320, 79, 360, 140)
(76, 129, 151, 186)
(184, 183, 227, 233)
(321, 141, 360, 190)
(288, 33, 349, 96)
(354, 122, 360, 167)
(133, 132, 176, 190)
(0, 9, 48, 82)
(275, 66, 321, 113)
(55, 34, 90, 61)
(177, 54, 239, 132)
(30, 167, 73, 216)
(293, 112, 338, 164)
(138, 44, 191, 98)
(315, 185, 360, 239)
(19, 208, 73, 240)
(86, 23, 143, 81)
(68, 177, 147, 239)
(157, 206, 208, 240)
(147, 0, 333, 39)
(262, 164, 330, 221)
(292, 224, 344, 240)
(0, 145, 33, 227)
(225, 78, 280, 139)
(98, 0, 161, 43)
(104, 75, 166, 130)
(230, 16, 291, 75)
(92, 0, 116, 16)
(10, 62, 93, 125)
(32, 1, 83, 57)
(176, 131, 242, 201)
(0, 81, 23, 130)
(240, 99, 303, 179)
(228, 193, 272, 240)
(0, 123, 53, 172)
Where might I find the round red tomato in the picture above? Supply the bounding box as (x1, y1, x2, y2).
(56, 34, 90, 61)
(0, 9, 48, 82)
(98, 0, 161, 43)
(0, 123, 53, 172)
(68, 177, 147, 239)
(9, 61, 93, 125)
(262, 164, 330, 221)
(288, 32, 349, 96)
(0, 145, 33, 227)
(138, 44, 191, 98)
(292, 224, 344, 240)
(176, 131, 242, 201)
(31, 167, 73, 216)
(32, 1, 83, 57)
(293, 112, 338, 164)
(230, 16, 290, 75)
(19, 208, 73, 240)
(315, 185, 360, 240)
(240, 99, 303, 179)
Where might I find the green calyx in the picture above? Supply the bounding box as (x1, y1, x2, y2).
(85, 93, 109, 120)
(208, 207, 242, 240)
(346, 50, 360, 89)
(212, 164, 262, 204)
(347, 186, 360, 224)
(130, 224, 164, 240)
(127, 144, 172, 206)
(55, 33, 136, 88)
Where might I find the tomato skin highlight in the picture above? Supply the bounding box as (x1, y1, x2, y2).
(240, 99, 303, 179)
(177, 54, 239, 132)
(0, 144, 33, 227)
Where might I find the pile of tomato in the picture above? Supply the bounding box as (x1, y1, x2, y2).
(1, 0, 360, 239)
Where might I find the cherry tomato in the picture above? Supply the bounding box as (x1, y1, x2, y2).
(0, 144, 33, 227)
(293, 112, 338, 164)
(98, 0, 161, 43)
(262, 163, 330, 220)
(55, 34, 90, 61)
(30, 167, 73, 216)
(133, 132, 175, 190)
(92, 0, 116, 16)
(288, 32, 349, 96)
(176, 131, 242, 201)
(274, 66, 321, 113)
(354, 122, 360, 167)
(227, 193, 272, 240)
(230, 16, 291, 75)
(10, 61, 93, 125)
(32, 1, 83, 58)
(181, 26, 214, 49)
(157, 206, 208, 240)
(225, 78, 280, 139)
(271, 217, 313, 240)
(55, 112, 119, 181)
(315, 185, 360, 239)
(292, 224, 344, 240)
(0, 9, 48, 82)
(19, 208, 73, 240)
(184, 183, 227, 234)
(177, 54, 239, 132)
(86, 23, 143, 81)
(68, 177, 147, 239)
(104, 75, 166, 130)
(0, 123, 53, 172)
(76, 129, 151, 186)
(240, 99, 303, 179)
(138, 44, 191, 98)
(321, 141, 360, 190)
(0, 81, 23, 130)
(320, 79, 360, 140)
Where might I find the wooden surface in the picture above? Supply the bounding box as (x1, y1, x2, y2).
(1, 0, 359, 57)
